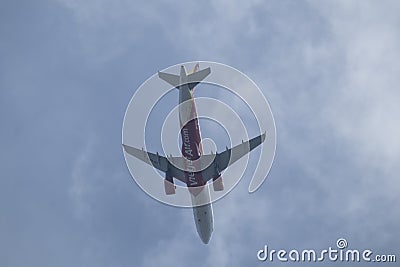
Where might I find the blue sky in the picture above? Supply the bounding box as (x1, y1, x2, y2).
(1, 0, 399, 266)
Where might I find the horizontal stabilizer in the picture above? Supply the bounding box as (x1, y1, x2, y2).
(187, 67, 211, 90)
(158, 72, 180, 88)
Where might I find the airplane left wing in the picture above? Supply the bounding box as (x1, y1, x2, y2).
(122, 144, 186, 183)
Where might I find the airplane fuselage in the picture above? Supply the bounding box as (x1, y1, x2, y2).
(123, 64, 266, 245)
(178, 77, 214, 244)
(179, 90, 205, 189)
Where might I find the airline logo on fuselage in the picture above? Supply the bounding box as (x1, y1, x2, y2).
(182, 127, 198, 186)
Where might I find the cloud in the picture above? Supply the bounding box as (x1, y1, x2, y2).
(316, 1, 400, 169)
(54, 0, 169, 63)
(69, 135, 97, 220)
(127, 1, 400, 265)
(157, 1, 400, 265)
(302, 2, 400, 208)
(3, 0, 400, 266)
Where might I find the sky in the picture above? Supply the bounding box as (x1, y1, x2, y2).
(1, 0, 399, 266)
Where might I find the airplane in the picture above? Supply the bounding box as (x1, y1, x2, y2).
(123, 63, 266, 244)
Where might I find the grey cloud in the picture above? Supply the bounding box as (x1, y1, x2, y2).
(1, 0, 399, 267)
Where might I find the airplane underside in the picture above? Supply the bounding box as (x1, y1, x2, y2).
(123, 64, 266, 244)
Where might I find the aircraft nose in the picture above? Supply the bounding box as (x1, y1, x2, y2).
(199, 230, 212, 244)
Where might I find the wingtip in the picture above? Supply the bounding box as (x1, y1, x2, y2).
(248, 183, 261, 193)
(122, 144, 131, 152)
(261, 131, 267, 142)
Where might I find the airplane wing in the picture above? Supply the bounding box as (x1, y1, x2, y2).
(200, 132, 266, 183)
(123, 132, 266, 185)
(122, 144, 186, 183)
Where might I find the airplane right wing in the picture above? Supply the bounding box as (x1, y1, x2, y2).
(200, 132, 266, 183)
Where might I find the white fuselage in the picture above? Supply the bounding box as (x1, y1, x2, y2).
(178, 79, 214, 244)
(191, 184, 214, 244)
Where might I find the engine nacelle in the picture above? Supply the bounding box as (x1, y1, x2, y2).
(164, 180, 176, 195)
(212, 175, 224, 191)
(164, 172, 176, 195)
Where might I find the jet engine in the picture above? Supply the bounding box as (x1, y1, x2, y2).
(212, 175, 224, 191)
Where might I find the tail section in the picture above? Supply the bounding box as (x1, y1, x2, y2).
(158, 64, 210, 90)
(180, 65, 187, 79)
(187, 66, 211, 90)
(190, 63, 200, 74)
